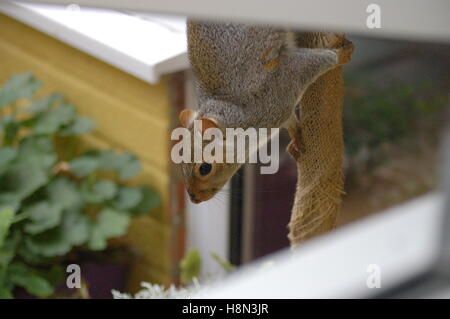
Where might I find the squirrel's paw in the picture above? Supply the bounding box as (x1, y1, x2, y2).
(287, 141, 302, 161)
(333, 39, 354, 66)
(287, 126, 305, 160)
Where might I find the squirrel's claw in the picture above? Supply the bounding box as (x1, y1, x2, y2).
(287, 140, 302, 160)
(287, 126, 305, 160)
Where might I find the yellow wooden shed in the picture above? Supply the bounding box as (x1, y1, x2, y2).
(0, 2, 190, 291)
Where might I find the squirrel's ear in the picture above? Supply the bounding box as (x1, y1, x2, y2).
(198, 117, 220, 132)
(179, 109, 197, 128)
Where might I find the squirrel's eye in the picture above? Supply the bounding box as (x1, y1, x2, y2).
(199, 163, 212, 176)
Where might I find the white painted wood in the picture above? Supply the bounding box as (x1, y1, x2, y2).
(0, 1, 189, 83)
(14, 0, 450, 43)
(196, 193, 446, 298)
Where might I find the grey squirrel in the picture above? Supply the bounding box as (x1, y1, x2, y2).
(179, 20, 353, 203)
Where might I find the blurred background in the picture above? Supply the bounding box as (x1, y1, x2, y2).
(0, 1, 448, 298)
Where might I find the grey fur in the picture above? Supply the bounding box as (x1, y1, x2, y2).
(188, 20, 339, 130)
(181, 20, 342, 203)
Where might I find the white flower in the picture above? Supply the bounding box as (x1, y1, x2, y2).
(112, 278, 204, 299)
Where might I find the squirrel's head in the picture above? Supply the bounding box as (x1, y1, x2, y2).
(176, 109, 242, 204)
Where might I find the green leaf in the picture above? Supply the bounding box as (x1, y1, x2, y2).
(0, 231, 20, 296)
(2, 120, 20, 145)
(0, 208, 15, 247)
(97, 150, 127, 170)
(93, 180, 117, 200)
(118, 154, 141, 180)
(72, 150, 141, 179)
(0, 194, 20, 214)
(180, 249, 201, 285)
(88, 208, 130, 251)
(18, 244, 53, 265)
(210, 252, 236, 272)
(47, 177, 82, 210)
(17, 136, 57, 171)
(0, 288, 13, 299)
(82, 180, 117, 204)
(0, 265, 14, 299)
(8, 263, 54, 297)
(69, 156, 99, 177)
(113, 186, 143, 211)
(0, 73, 42, 108)
(25, 209, 90, 257)
(38, 265, 65, 287)
(32, 104, 76, 135)
(24, 202, 63, 235)
(59, 116, 95, 136)
(25, 93, 64, 114)
(1, 160, 48, 200)
(0, 249, 15, 268)
(0, 231, 20, 267)
(0, 265, 13, 294)
(98, 151, 141, 179)
(0, 147, 17, 176)
(131, 185, 160, 215)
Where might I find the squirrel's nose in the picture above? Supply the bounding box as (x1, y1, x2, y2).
(187, 191, 200, 203)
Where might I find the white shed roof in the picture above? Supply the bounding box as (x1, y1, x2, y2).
(0, 1, 189, 83)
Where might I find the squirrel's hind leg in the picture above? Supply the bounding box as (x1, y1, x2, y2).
(282, 49, 333, 161)
(285, 48, 338, 94)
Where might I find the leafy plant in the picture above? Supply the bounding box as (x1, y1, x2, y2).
(113, 250, 236, 299)
(179, 249, 235, 285)
(210, 252, 236, 272)
(343, 75, 447, 166)
(179, 249, 201, 285)
(0, 73, 160, 298)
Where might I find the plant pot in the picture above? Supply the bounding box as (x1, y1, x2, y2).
(13, 261, 129, 299)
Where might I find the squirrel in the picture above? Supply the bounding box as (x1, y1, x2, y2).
(178, 20, 353, 204)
